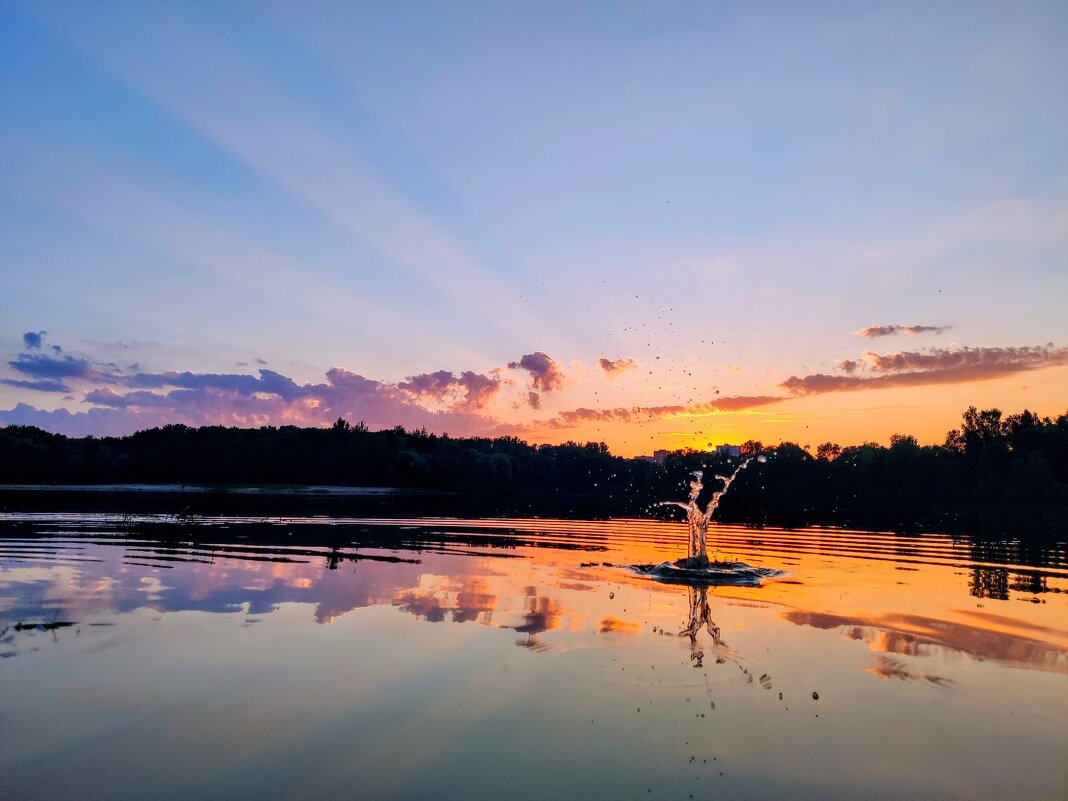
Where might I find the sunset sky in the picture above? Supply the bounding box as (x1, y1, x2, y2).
(2, 1, 1066, 456)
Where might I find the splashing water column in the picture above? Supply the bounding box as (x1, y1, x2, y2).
(658, 455, 767, 567)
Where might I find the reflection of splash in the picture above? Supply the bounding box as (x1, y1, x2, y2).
(679, 586, 720, 642)
(784, 610, 1068, 674)
(678, 586, 720, 670)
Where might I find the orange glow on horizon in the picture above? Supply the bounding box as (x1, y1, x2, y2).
(521, 366, 1068, 457)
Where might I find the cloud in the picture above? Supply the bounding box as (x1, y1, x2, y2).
(117, 368, 305, 402)
(1, 363, 516, 439)
(22, 331, 46, 350)
(837, 359, 860, 374)
(0, 335, 515, 435)
(783, 344, 1068, 395)
(0, 378, 71, 393)
(598, 357, 638, 376)
(1, 343, 785, 440)
(860, 345, 1065, 373)
(83, 388, 171, 408)
(398, 369, 501, 411)
(12, 332, 1061, 444)
(508, 352, 565, 393)
(9, 352, 112, 381)
(536, 395, 784, 430)
(854, 324, 951, 338)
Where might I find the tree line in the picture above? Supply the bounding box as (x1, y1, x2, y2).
(1, 406, 1066, 514)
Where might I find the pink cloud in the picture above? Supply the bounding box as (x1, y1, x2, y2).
(508, 352, 565, 392)
(783, 344, 1068, 395)
(598, 357, 638, 376)
(397, 369, 501, 411)
(1, 365, 512, 438)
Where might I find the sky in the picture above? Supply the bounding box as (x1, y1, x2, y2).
(1, 1, 1066, 456)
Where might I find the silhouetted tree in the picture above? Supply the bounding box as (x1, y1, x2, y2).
(2, 405, 1065, 519)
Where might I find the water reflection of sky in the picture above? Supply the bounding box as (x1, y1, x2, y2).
(1, 516, 1067, 800)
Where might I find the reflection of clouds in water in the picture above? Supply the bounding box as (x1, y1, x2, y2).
(784, 610, 1068, 674)
(867, 654, 951, 685)
(392, 575, 498, 625)
(598, 615, 639, 634)
(0, 544, 439, 624)
(514, 591, 565, 650)
(556, 581, 595, 592)
(138, 576, 168, 601)
(0, 541, 584, 647)
(391, 575, 573, 650)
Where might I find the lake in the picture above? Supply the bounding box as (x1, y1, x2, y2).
(1, 508, 1066, 800)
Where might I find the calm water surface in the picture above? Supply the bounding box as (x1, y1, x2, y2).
(1, 512, 1066, 801)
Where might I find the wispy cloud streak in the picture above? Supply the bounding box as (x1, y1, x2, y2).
(854, 324, 951, 338)
(782, 345, 1068, 395)
(34, 4, 553, 354)
(534, 395, 784, 430)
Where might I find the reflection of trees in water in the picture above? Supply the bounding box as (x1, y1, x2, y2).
(970, 567, 1009, 600)
(969, 565, 1051, 602)
(964, 537, 1060, 599)
(1010, 572, 1048, 595)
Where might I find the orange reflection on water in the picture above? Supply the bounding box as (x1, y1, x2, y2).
(3, 513, 1067, 801)
(2, 514, 1066, 676)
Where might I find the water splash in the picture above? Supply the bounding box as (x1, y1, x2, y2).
(656, 455, 767, 567)
(629, 454, 782, 586)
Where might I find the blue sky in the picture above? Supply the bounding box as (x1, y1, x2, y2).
(2, 1, 1066, 453)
